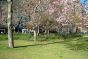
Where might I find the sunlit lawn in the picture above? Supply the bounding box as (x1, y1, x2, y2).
(0, 33, 88, 59)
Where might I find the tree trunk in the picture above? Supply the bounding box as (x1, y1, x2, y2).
(44, 29, 47, 34)
(7, 0, 14, 48)
(37, 26, 39, 36)
(47, 30, 49, 34)
(45, 29, 49, 34)
(34, 30, 37, 42)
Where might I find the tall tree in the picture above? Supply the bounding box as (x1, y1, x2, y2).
(7, 0, 14, 48)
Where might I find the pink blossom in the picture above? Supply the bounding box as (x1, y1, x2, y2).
(52, 0, 64, 5)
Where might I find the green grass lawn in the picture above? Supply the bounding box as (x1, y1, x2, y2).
(0, 33, 88, 59)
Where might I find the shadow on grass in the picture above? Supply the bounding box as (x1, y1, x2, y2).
(12, 35, 88, 51)
(14, 41, 62, 48)
(14, 44, 47, 48)
(10, 40, 88, 52)
(64, 37, 88, 51)
(66, 43, 88, 51)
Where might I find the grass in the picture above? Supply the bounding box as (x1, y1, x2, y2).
(0, 34, 7, 40)
(0, 33, 88, 59)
